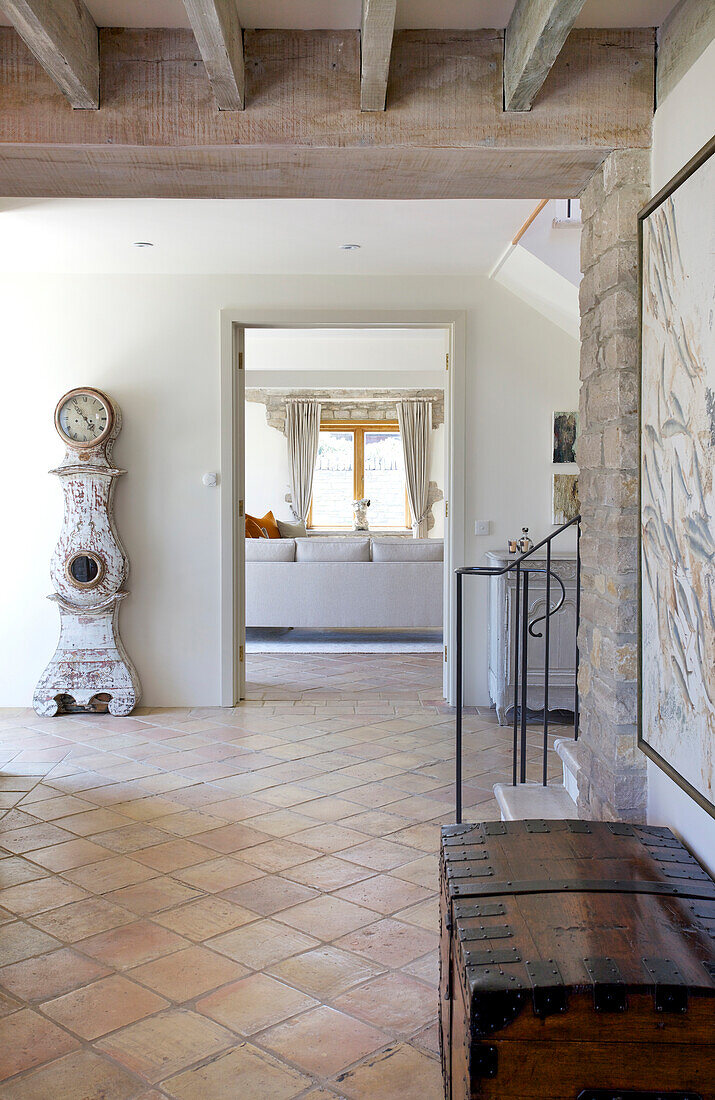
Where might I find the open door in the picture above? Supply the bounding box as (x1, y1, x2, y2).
(220, 320, 245, 705)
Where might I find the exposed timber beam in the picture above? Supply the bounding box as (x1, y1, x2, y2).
(0, 0, 98, 108)
(504, 0, 587, 111)
(183, 0, 244, 110)
(0, 28, 655, 199)
(361, 0, 396, 111)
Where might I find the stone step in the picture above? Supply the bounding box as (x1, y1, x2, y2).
(555, 736, 581, 803)
(494, 780, 578, 821)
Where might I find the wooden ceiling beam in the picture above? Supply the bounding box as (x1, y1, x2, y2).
(0, 0, 98, 108)
(0, 27, 655, 199)
(360, 0, 397, 111)
(504, 0, 587, 111)
(182, 0, 244, 110)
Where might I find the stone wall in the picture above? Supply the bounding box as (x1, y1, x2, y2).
(245, 388, 445, 432)
(574, 149, 651, 822)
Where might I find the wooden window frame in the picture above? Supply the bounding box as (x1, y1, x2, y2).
(308, 419, 411, 530)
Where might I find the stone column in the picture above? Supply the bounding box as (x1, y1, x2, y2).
(573, 149, 651, 822)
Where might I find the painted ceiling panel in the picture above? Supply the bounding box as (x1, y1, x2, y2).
(0, 0, 678, 29)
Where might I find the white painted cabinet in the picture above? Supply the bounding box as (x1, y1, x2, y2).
(486, 551, 578, 725)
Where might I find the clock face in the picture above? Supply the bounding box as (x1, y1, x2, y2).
(56, 390, 111, 448)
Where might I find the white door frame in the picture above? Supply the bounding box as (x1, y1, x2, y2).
(220, 308, 466, 707)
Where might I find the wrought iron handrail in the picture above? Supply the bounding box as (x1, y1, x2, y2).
(454, 516, 581, 823)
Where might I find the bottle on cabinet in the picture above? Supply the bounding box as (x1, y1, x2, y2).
(518, 527, 533, 553)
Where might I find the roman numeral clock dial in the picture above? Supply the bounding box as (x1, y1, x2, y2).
(34, 388, 141, 717)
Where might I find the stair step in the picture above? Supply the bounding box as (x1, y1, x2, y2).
(494, 781, 578, 822)
(555, 737, 581, 802)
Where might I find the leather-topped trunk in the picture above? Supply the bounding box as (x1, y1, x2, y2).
(439, 819, 715, 1100)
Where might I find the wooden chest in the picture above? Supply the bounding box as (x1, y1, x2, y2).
(439, 820, 715, 1100)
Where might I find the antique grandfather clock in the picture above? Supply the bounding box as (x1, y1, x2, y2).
(33, 388, 141, 716)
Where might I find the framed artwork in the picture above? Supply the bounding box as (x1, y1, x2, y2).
(553, 410, 578, 463)
(638, 136, 715, 818)
(552, 473, 579, 524)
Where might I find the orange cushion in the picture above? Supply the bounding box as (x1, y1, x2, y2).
(245, 516, 265, 539)
(247, 510, 281, 539)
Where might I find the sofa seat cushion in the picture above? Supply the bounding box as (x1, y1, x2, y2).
(246, 537, 296, 561)
(295, 537, 370, 562)
(372, 537, 444, 562)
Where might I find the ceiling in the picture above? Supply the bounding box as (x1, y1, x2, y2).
(0, 197, 549, 276)
(0, 0, 679, 29)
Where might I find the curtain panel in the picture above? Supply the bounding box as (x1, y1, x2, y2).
(397, 399, 432, 538)
(286, 400, 321, 524)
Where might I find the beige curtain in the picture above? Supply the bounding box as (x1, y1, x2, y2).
(397, 399, 431, 538)
(286, 400, 321, 523)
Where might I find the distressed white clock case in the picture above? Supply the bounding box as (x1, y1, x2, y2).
(33, 392, 141, 716)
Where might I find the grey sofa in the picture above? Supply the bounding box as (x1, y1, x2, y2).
(245, 536, 443, 629)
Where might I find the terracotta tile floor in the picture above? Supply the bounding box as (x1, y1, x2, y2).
(0, 653, 564, 1098)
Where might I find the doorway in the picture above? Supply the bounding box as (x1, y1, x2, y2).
(219, 311, 466, 707)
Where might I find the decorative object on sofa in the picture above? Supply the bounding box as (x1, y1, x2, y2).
(518, 527, 532, 552)
(246, 510, 280, 538)
(552, 410, 578, 463)
(397, 399, 431, 537)
(33, 388, 141, 717)
(286, 399, 321, 524)
(552, 473, 580, 524)
(245, 516, 267, 538)
(276, 518, 307, 538)
(639, 137, 715, 816)
(352, 497, 371, 531)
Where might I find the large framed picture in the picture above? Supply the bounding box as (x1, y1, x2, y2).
(638, 136, 715, 818)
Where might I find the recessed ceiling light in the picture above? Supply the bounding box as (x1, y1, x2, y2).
(339, 243, 361, 251)
(133, 241, 154, 248)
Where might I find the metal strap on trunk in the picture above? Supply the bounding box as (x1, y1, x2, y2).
(577, 1093, 701, 1100)
(584, 956, 627, 1013)
(464, 946, 521, 967)
(447, 863, 494, 879)
(444, 848, 489, 862)
(450, 877, 715, 901)
(642, 956, 688, 1013)
(458, 923, 513, 942)
(453, 900, 506, 919)
(525, 958, 567, 1017)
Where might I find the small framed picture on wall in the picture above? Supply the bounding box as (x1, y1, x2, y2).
(553, 410, 578, 464)
(552, 473, 580, 524)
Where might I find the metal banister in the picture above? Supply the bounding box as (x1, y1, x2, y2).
(454, 516, 581, 823)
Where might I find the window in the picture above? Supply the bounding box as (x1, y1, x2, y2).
(309, 421, 410, 529)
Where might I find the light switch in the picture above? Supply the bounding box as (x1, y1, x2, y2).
(474, 520, 490, 536)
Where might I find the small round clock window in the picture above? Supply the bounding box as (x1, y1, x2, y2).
(69, 554, 102, 585)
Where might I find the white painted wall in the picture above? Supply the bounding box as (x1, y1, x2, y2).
(0, 273, 578, 708)
(646, 34, 715, 874)
(246, 327, 449, 372)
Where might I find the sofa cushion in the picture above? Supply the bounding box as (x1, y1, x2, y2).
(245, 516, 267, 539)
(247, 510, 281, 539)
(245, 538, 296, 561)
(371, 538, 444, 562)
(277, 518, 307, 538)
(295, 537, 371, 562)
